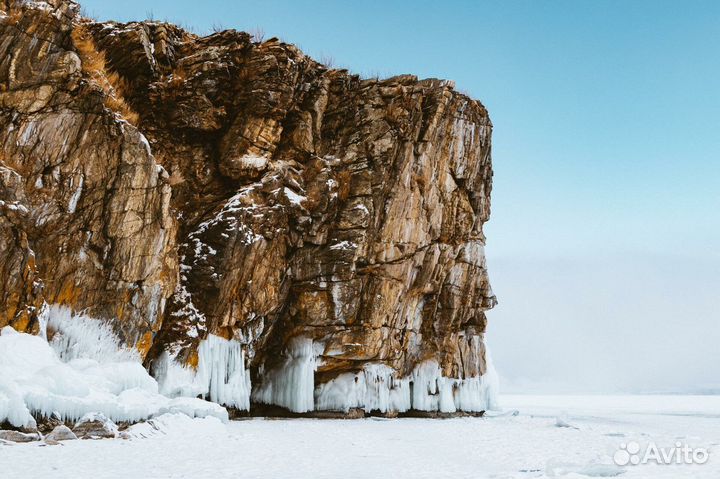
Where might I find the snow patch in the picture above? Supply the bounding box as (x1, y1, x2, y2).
(0, 200, 29, 215)
(329, 240, 357, 250)
(283, 187, 306, 206)
(353, 203, 369, 214)
(237, 154, 268, 170)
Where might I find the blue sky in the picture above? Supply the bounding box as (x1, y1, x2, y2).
(82, 0, 720, 393)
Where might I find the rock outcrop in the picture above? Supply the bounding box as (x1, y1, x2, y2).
(0, 429, 41, 442)
(0, 0, 497, 416)
(72, 412, 118, 439)
(44, 424, 77, 442)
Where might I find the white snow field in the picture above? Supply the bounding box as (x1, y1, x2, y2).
(1, 394, 719, 479)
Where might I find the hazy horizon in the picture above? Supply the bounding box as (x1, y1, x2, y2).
(80, 0, 720, 394)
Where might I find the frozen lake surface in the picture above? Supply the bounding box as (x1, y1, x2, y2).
(2, 394, 719, 479)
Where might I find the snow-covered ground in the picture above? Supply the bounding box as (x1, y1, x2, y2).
(2, 394, 718, 479)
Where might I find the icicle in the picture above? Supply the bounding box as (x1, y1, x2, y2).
(252, 337, 318, 413)
(153, 334, 252, 411)
(46, 305, 138, 362)
(313, 345, 500, 414)
(313, 371, 364, 412)
(197, 335, 251, 410)
(482, 345, 501, 411)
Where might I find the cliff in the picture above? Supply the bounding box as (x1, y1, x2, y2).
(0, 0, 497, 417)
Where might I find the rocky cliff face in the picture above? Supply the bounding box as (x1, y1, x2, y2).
(0, 0, 497, 415)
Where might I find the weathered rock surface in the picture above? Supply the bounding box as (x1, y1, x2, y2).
(0, 429, 41, 442)
(73, 413, 118, 439)
(0, 0, 497, 415)
(45, 424, 77, 442)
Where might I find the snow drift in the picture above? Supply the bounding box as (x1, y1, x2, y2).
(0, 306, 228, 429)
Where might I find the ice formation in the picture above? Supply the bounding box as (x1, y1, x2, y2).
(154, 334, 252, 411)
(314, 363, 410, 413)
(0, 307, 229, 429)
(314, 354, 500, 414)
(47, 305, 139, 362)
(252, 337, 319, 413)
(0, 305, 499, 424)
(156, 333, 499, 415)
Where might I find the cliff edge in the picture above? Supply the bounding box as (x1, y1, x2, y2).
(0, 0, 497, 416)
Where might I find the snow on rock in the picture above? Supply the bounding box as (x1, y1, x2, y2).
(154, 334, 251, 412)
(329, 240, 356, 250)
(237, 154, 269, 171)
(66, 174, 84, 214)
(283, 187, 306, 206)
(72, 412, 119, 439)
(158, 397, 229, 423)
(0, 307, 230, 429)
(121, 413, 226, 440)
(44, 425, 77, 442)
(252, 337, 319, 413)
(0, 430, 41, 443)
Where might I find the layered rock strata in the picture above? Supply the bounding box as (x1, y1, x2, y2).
(0, 0, 498, 416)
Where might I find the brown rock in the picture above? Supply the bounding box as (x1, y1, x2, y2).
(73, 413, 118, 439)
(45, 425, 78, 442)
(0, 430, 41, 443)
(1, 0, 497, 415)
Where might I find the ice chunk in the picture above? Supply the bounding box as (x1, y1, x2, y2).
(158, 397, 229, 423)
(554, 413, 579, 429)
